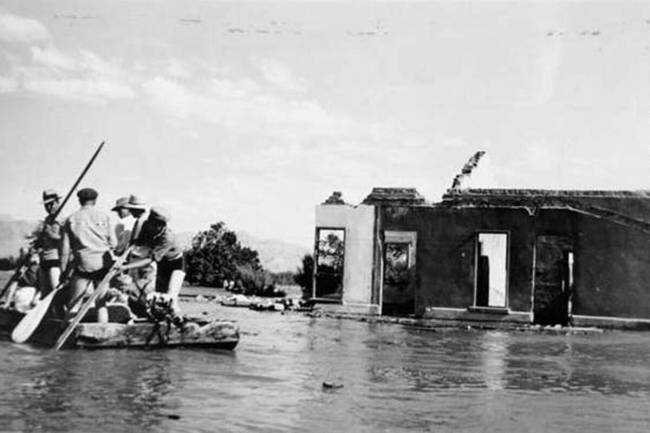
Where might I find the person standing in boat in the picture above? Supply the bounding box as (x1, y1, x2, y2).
(123, 194, 148, 242)
(110, 196, 137, 296)
(121, 194, 157, 296)
(60, 188, 117, 323)
(111, 196, 134, 254)
(118, 207, 185, 314)
(33, 189, 63, 296)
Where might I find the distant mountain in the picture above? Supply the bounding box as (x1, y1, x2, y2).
(0, 215, 38, 258)
(236, 231, 310, 274)
(176, 230, 310, 273)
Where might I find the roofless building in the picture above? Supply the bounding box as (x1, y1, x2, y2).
(311, 165, 650, 329)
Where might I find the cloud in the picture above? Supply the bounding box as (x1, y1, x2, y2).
(252, 57, 307, 92)
(3, 39, 136, 103)
(142, 75, 349, 138)
(0, 9, 136, 104)
(0, 11, 50, 42)
(78, 50, 125, 78)
(0, 75, 17, 92)
(164, 58, 191, 79)
(23, 78, 136, 103)
(31, 45, 77, 70)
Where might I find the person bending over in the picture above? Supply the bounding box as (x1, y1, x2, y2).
(118, 207, 185, 314)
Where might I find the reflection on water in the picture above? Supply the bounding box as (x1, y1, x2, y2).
(1, 304, 650, 433)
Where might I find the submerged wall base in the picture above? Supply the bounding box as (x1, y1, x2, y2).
(315, 302, 380, 316)
(571, 315, 650, 330)
(424, 307, 531, 324)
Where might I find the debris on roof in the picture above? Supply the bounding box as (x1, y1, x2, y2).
(323, 191, 346, 205)
(362, 188, 426, 206)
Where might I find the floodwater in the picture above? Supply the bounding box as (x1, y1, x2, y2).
(1, 302, 649, 433)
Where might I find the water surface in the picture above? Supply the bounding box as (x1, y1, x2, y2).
(1, 302, 649, 432)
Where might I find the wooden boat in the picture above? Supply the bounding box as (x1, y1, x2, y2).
(0, 306, 239, 350)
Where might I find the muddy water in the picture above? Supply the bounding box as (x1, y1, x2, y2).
(1, 303, 649, 433)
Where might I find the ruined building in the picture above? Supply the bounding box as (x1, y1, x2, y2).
(311, 162, 650, 329)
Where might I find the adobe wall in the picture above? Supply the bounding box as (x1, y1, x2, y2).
(380, 204, 650, 320)
(571, 214, 650, 318)
(380, 206, 536, 316)
(315, 204, 376, 307)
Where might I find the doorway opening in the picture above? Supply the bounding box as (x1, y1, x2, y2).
(382, 231, 416, 316)
(313, 228, 345, 301)
(533, 235, 574, 325)
(475, 232, 508, 308)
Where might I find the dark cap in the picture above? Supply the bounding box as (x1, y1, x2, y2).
(149, 206, 170, 223)
(42, 189, 61, 204)
(77, 188, 98, 201)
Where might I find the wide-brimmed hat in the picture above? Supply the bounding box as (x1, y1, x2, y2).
(42, 189, 61, 204)
(77, 188, 98, 201)
(111, 196, 129, 211)
(149, 206, 170, 223)
(124, 194, 147, 210)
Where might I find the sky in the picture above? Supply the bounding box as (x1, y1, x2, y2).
(0, 0, 648, 248)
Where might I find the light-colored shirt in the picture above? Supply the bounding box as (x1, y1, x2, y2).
(35, 220, 62, 262)
(115, 214, 135, 253)
(62, 205, 116, 273)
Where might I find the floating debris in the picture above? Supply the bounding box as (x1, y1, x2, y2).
(322, 381, 344, 390)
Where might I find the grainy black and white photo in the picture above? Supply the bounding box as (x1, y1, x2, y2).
(0, 0, 648, 432)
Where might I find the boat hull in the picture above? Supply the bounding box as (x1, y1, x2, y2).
(0, 308, 239, 350)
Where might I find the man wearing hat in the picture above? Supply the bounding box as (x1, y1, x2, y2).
(119, 206, 185, 315)
(119, 194, 157, 297)
(60, 187, 117, 323)
(111, 196, 134, 254)
(123, 195, 148, 242)
(32, 189, 63, 295)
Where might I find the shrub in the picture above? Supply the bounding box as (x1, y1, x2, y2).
(185, 222, 262, 288)
(294, 254, 314, 300)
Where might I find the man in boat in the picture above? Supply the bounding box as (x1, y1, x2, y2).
(60, 187, 117, 323)
(118, 207, 185, 315)
(111, 196, 134, 254)
(120, 194, 158, 300)
(33, 189, 63, 295)
(108, 196, 136, 299)
(0, 248, 40, 311)
(123, 194, 148, 242)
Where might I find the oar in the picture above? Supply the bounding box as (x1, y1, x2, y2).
(2, 143, 104, 303)
(10, 266, 74, 343)
(47, 141, 105, 224)
(9, 141, 105, 343)
(2, 142, 104, 300)
(53, 246, 133, 351)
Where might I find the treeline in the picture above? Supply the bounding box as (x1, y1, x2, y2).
(184, 221, 300, 297)
(0, 256, 18, 271)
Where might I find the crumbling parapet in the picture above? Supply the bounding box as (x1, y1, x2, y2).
(323, 191, 346, 205)
(449, 151, 486, 191)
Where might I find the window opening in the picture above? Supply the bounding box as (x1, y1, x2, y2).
(314, 228, 345, 300)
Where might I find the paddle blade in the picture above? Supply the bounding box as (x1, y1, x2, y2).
(11, 289, 57, 343)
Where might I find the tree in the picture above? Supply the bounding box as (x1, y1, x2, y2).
(294, 254, 314, 299)
(185, 222, 262, 288)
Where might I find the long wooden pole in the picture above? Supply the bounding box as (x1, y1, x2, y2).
(1, 141, 105, 301)
(47, 141, 105, 223)
(53, 245, 133, 351)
